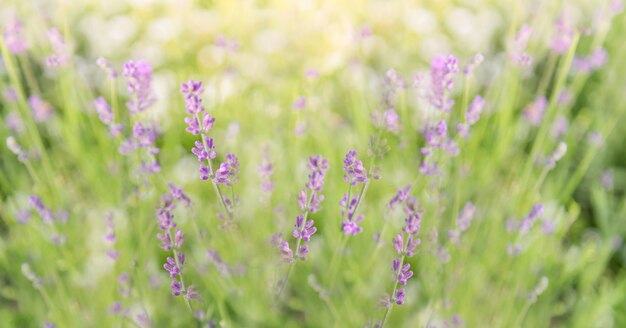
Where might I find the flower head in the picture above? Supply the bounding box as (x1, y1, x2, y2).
(3, 17, 29, 54)
(550, 19, 574, 54)
(429, 55, 459, 112)
(123, 60, 155, 114)
(343, 150, 368, 186)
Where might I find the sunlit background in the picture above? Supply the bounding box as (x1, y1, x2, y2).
(1, 0, 626, 327)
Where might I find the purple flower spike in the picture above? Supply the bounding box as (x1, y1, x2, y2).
(280, 241, 294, 263)
(343, 150, 368, 186)
(511, 24, 533, 66)
(388, 185, 412, 210)
(3, 17, 29, 54)
(383, 109, 400, 132)
(383, 187, 423, 310)
(156, 190, 196, 301)
(297, 190, 308, 211)
(550, 19, 574, 54)
(94, 97, 113, 125)
(278, 155, 328, 264)
(174, 229, 185, 248)
(519, 204, 544, 235)
(46, 28, 69, 67)
(29, 96, 54, 123)
(393, 233, 404, 255)
(429, 55, 458, 112)
(123, 60, 155, 114)
(523, 97, 548, 126)
(466, 96, 485, 125)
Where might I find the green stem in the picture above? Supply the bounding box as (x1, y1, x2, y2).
(520, 33, 580, 193)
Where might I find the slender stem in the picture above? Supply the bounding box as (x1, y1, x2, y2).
(513, 301, 533, 328)
(18, 55, 41, 95)
(199, 132, 234, 221)
(520, 33, 580, 192)
(380, 253, 407, 328)
(327, 234, 349, 289)
(536, 53, 558, 97)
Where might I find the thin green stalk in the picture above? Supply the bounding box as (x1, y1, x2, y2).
(520, 33, 580, 193)
(18, 55, 41, 95)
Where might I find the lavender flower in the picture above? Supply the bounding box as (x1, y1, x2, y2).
(123, 60, 155, 114)
(258, 155, 275, 199)
(214, 153, 240, 186)
(28, 195, 54, 224)
(94, 97, 113, 124)
(97, 57, 118, 78)
(156, 184, 197, 300)
(340, 150, 370, 235)
(343, 150, 368, 186)
(93, 97, 122, 137)
(380, 190, 423, 324)
(180, 79, 240, 218)
(457, 124, 469, 139)
(463, 53, 484, 76)
(46, 28, 69, 67)
(279, 156, 328, 263)
(519, 204, 544, 235)
(292, 96, 306, 109)
(3, 17, 29, 54)
(523, 97, 548, 126)
(214, 35, 239, 52)
(305, 68, 319, 80)
(17, 210, 30, 224)
(574, 48, 608, 74)
(104, 212, 119, 260)
(371, 109, 401, 133)
(5, 112, 24, 135)
(448, 202, 476, 244)
(28, 96, 54, 123)
(6, 136, 28, 162)
(340, 194, 364, 235)
(119, 120, 160, 173)
(550, 19, 574, 54)
(545, 142, 567, 169)
(428, 55, 459, 112)
(550, 116, 569, 138)
(511, 24, 533, 66)
(466, 96, 485, 125)
(207, 249, 231, 275)
(388, 185, 412, 210)
(168, 182, 192, 207)
(424, 120, 447, 148)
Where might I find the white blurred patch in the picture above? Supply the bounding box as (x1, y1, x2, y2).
(148, 18, 181, 42)
(254, 29, 287, 54)
(404, 8, 438, 35)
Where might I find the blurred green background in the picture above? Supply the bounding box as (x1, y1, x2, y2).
(1, 0, 626, 327)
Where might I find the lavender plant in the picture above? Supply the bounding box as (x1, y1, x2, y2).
(1, 2, 626, 328)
